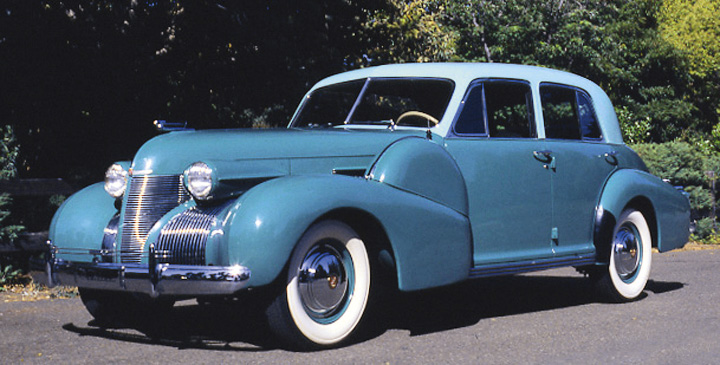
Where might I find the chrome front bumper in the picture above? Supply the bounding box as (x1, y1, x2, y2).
(30, 243, 251, 297)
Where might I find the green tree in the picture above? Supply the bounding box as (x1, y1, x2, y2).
(658, 0, 720, 78)
(357, 0, 456, 65)
(658, 0, 720, 142)
(0, 126, 23, 242)
(443, 0, 698, 142)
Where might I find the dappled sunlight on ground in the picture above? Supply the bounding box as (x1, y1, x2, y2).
(682, 242, 720, 251)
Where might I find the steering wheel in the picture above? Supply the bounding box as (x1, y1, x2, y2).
(395, 111, 440, 127)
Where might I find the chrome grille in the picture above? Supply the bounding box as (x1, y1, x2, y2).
(121, 175, 190, 263)
(155, 204, 226, 265)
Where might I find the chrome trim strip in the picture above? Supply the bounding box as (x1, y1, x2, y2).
(30, 244, 250, 297)
(469, 254, 596, 278)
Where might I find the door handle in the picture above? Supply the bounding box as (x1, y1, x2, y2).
(598, 150, 618, 158)
(599, 150, 619, 165)
(533, 150, 556, 170)
(533, 150, 553, 160)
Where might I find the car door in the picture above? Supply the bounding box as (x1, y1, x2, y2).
(445, 80, 555, 265)
(539, 84, 618, 256)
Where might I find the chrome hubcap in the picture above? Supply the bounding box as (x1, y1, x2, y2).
(298, 242, 350, 320)
(613, 225, 641, 281)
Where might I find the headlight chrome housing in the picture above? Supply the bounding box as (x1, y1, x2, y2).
(184, 161, 215, 200)
(104, 163, 128, 198)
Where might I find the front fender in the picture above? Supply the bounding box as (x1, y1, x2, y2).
(368, 137, 468, 215)
(49, 183, 118, 262)
(598, 169, 690, 254)
(217, 175, 472, 291)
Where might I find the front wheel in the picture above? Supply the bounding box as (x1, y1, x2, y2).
(266, 220, 371, 349)
(79, 288, 175, 327)
(596, 209, 653, 302)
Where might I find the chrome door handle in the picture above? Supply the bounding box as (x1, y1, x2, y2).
(599, 150, 619, 166)
(533, 150, 556, 170)
(599, 150, 618, 158)
(533, 150, 553, 160)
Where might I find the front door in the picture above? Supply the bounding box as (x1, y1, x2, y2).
(445, 80, 554, 265)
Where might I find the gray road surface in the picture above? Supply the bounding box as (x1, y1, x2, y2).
(2, 249, 719, 364)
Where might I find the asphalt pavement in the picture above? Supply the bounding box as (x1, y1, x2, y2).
(1, 248, 718, 364)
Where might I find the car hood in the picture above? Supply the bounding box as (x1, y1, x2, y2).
(130, 128, 424, 176)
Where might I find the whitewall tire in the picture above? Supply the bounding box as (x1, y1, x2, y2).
(598, 209, 653, 302)
(267, 220, 371, 349)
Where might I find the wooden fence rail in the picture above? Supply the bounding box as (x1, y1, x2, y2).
(1, 178, 75, 253)
(0, 178, 76, 196)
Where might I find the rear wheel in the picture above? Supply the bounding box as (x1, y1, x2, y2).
(596, 209, 653, 302)
(266, 220, 371, 349)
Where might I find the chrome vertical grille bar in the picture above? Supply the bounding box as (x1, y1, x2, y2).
(156, 204, 226, 265)
(121, 175, 189, 263)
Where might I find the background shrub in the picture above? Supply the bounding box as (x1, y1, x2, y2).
(633, 141, 720, 241)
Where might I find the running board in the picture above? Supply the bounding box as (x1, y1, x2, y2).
(469, 254, 596, 279)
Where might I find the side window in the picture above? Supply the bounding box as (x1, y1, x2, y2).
(541, 84, 602, 140)
(485, 82, 534, 138)
(454, 85, 486, 134)
(541, 85, 580, 140)
(453, 80, 534, 138)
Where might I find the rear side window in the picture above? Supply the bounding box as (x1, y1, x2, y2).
(541, 84, 602, 140)
(454, 80, 534, 138)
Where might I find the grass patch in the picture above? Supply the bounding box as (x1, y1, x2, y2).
(1, 281, 78, 302)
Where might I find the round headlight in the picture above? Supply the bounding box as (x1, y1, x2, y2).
(104, 163, 128, 198)
(185, 162, 214, 200)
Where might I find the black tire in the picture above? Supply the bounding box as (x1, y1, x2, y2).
(266, 220, 371, 350)
(596, 209, 653, 302)
(79, 288, 175, 327)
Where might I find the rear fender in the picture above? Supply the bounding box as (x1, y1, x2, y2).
(596, 169, 690, 258)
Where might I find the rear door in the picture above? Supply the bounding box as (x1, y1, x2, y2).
(539, 84, 618, 256)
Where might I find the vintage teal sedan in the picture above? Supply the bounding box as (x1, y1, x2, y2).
(32, 63, 690, 349)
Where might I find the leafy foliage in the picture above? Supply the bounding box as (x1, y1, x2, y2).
(1, 126, 24, 287)
(0, 264, 23, 289)
(658, 0, 720, 78)
(0, 126, 23, 243)
(633, 142, 705, 185)
(357, 0, 456, 65)
(443, 0, 705, 142)
(616, 105, 652, 144)
(633, 141, 720, 240)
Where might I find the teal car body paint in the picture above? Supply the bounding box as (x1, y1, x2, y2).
(32, 63, 690, 349)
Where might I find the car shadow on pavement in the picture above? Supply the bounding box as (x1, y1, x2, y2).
(370, 275, 683, 338)
(63, 297, 281, 351)
(61, 274, 684, 351)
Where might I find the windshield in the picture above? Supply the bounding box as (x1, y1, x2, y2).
(291, 78, 455, 128)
